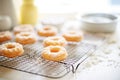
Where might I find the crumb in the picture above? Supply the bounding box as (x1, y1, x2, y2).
(103, 49, 112, 54)
(84, 62, 92, 68)
(91, 60, 98, 65)
(90, 53, 95, 57)
(107, 59, 114, 62)
(98, 60, 103, 63)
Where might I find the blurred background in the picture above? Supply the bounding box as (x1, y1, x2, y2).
(11, 0, 120, 28)
(14, 0, 120, 16)
(0, 0, 120, 31)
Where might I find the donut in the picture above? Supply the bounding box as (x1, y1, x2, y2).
(15, 32, 37, 45)
(13, 24, 34, 34)
(41, 46, 68, 61)
(37, 26, 57, 37)
(0, 31, 12, 43)
(62, 31, 83, 42)
(43, 36, 67, 47)
(0, 42, 24, 58)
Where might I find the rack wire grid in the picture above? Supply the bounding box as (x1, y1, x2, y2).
(0, 33, 105, 78)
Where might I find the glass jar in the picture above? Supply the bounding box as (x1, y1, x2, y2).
(20, 0, 38, 25)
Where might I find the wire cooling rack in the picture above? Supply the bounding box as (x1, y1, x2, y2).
(0, 33, 105, 78)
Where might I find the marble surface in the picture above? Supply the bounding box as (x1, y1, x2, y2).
(0, 22, 120, 80)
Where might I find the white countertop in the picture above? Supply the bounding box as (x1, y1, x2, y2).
(0, 22, 120, 80)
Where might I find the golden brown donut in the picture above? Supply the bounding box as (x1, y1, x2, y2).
(13, 24, 34, 34)
(0, 31, 12, 43)
(41, 46, 68, 61)
(43, 36, 67, 47)
(15, 32, 37, 45)
(63, 31, 83, 42)
(0, 42, 24, 58)
(37, 26, 57, 37)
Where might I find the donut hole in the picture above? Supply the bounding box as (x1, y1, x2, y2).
(21, 34, 30, 37)
(44, 27, 51, 31)
(19, 27, 28, 30)
(69, 31, 76, 34)
(50, 47, 60, 53)
(6, 44, 15, 49)
(52, 38, 59, 41)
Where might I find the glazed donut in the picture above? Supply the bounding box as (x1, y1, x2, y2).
(37, 26, 57, 37)
(0, 31, 12, 43)
(13, 24, 34, 34)
(62, 31, 83, 42)
(15, 32, 37, 45)
(41, 46, 68, 61)
(43, 36, 67, 47)
(0, 42, 24, 58)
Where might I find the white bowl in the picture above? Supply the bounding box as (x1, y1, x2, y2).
(80, 13, 118, 33)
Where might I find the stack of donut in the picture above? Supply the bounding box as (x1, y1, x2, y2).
(41, 36, 68, 62)
(0, 24, 83, 61)
(14, 24, 37, 45)
(0, 24, 36, 58)
(39, 26, 84, 61)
